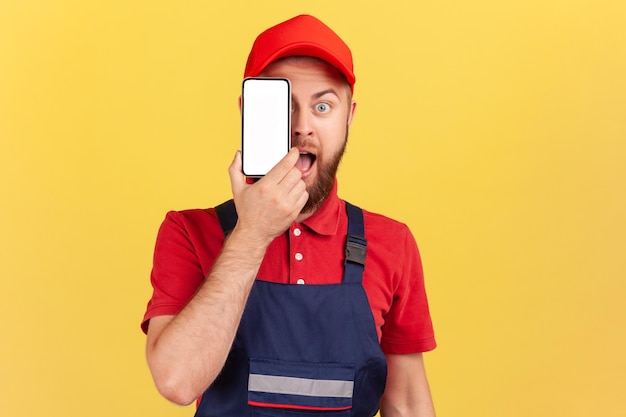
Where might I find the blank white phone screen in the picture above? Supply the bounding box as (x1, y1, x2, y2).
(242, 78, 291, 177)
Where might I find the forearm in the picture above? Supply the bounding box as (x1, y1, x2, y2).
(380, 399, 435, 417)
(380, 353, 436, 417)
(146, 227, 271, 405)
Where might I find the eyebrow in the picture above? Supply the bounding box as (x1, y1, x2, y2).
(312, 88, 341, 100)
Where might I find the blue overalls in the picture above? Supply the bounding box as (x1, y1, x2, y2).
(195, 200, 388, 417)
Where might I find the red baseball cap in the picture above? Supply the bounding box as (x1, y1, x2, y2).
(244, 15, 355, 92)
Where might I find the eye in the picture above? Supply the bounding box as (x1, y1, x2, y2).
(315, 102, 330, 113)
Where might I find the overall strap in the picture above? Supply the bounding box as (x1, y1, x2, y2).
(343, 201, 367, 284)
(214, 199, 238, 235)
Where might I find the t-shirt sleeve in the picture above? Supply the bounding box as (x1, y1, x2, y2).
(140, 210, 219, 334)
(380, 226, 436, 354)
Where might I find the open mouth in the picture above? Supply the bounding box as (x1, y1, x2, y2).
(296, 152, 316, 175)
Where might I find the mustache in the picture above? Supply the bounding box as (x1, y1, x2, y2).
(290, 137, 314, 148)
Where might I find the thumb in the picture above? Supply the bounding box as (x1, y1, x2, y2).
(228, 150, 245, 196)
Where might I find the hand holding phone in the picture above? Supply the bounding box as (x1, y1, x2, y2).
(241, 78, 291, 177)
(229, 148, 309, 241)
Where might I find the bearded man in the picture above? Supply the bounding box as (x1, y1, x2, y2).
(141, 14, 437, 417)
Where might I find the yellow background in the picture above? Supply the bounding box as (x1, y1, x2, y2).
(1, 1, 625, 416)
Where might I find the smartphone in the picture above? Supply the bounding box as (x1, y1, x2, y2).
(241, 77, 291, 177)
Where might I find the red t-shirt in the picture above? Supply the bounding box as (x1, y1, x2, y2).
(142, 183, 436, 354)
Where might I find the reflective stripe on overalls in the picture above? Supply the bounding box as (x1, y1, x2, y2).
(195, 200, 388, 417)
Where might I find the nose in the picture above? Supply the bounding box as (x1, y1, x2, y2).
(291, 108, 313, 138)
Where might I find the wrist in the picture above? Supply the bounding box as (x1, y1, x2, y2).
(226, 226, 274, 259)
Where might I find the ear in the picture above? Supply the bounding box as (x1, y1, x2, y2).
(347, 100, 357, 127)
(238, 95, 242, 113)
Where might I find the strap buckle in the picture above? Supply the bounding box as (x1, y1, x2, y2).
(344, 234, 367, 266)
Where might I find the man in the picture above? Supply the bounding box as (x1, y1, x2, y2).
(142, 14, 436, 417)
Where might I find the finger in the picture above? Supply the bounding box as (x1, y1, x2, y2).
(284, 177, 308, 207)
(263, 148, 300, 183)
(277, 166, 304, 189)
(290, 187, 309, 215)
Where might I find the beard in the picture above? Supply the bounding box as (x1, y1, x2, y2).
(299, 126, 349, 215)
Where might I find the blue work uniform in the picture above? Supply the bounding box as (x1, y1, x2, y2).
(195, 200, 388, 417)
